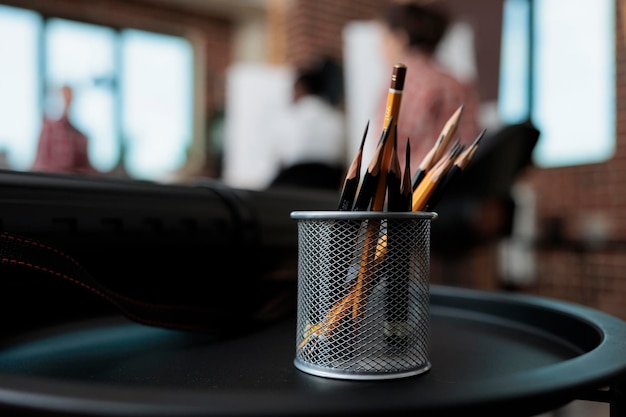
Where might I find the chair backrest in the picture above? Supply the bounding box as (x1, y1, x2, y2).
(443, 121, 540, 199)
(430, 121, 540, 258)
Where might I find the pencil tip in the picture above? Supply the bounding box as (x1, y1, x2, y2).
(405, 138, 411, 162)
(473, 128, 487, 146)
(360, 121, 370, 148)
(393, 124, 398, 148)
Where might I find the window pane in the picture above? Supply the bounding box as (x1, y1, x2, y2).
(498, 0, 530, 123)
(532, 0, 615, 167)
(121, 30, 193, 180)
(46, 18, 117, 172)
(0, 5, 41, 171)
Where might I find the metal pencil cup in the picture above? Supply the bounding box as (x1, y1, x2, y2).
(290, 210, 437, 380)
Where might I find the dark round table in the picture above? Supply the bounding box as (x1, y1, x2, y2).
(0, 284, 625, 417)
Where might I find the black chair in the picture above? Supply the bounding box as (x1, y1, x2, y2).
(430, 121, 541, 259)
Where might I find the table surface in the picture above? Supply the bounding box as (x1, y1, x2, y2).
(0, 284, 625, 417)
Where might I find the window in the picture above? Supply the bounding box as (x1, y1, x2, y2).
(121, 30, 193, 180)
(46, 18, 117, 172)
(499, 0, 615, 168)
(0, 5, 41, 171)
(0, 5, 193, 181)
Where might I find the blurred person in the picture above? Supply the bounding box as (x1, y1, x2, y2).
(31, 85, 98, 175)
(367, 2, 536, 286)
(0, 148, 10, 170)
(268, 64, 347, 190)
(368, 0, 481, 175)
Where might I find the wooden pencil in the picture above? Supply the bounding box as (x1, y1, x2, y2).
(424, 129, 486, 211)
(431, 104, 465, 165)
(352, 62, 406, 321)
(411, 143, 457, 212)
(411, 104, 465, 191)
(337, 121, 369, 211)
(352, 117, 393, 211)
(383, 138, 413, 348)
(298, 65, 407, 353)
(371, 64, 407, 211)
(386, 125, 403, 212)
(455, 128, 487, 170)
(401, 138, 413, 211)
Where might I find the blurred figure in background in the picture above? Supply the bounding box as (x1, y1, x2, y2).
(369, 0, 481, 174)
(268, 62, 347, 190)
(31, 85, 98, 175)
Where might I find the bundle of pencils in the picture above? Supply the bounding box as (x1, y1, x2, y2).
(298, 63, 486, 354)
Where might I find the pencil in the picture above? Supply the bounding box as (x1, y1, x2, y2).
(422, 139, 464, 208)
(371, 64, 407, 211)
(355, 63, 405, 329)
(411, 150, 433, 192)
(338, 121, 369, 211)
(302, 120, 393, 349)
(386, 125, 403, 212)
(374, 128, 401, 264)
(352, 117, 393, 211)
(401, 138, 413, 211)
(411, 144, 457, 212)
(424, 129, 486, 211)
(411, 104, 465, 191)
(431, 104, 465, 165)
(383, 138, 413, 349)
(351, 120, 400, 319)
(455, 128, 487, 170)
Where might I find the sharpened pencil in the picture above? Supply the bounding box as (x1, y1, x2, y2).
(352, 118, 393, 211)
(431, 104, 465, 165)
(351, 117, 397, 324)
(383, 138, 412, 349)
(454, 128, 487, 171)
(412, 104, 465, 191)
(424, 140, 466, 211)
(401, 138, 413, 211)
(411, 142, 458, 212)
(371, 64, 406, 212)
(386, 125, 403, 212)
(411, 147, 434, 191)
(423, 129, 486, 212)
(338, 121, 369, 211)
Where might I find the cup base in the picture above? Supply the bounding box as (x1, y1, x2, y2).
(294, 358, 431, 380)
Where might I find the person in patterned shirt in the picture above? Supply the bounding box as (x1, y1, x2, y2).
(31, 85, 98, 175)
(369, 1, 481, 176)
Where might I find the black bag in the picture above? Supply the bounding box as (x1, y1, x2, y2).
(0, 170, 338, 337)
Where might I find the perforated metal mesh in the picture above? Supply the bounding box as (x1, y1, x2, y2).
(293, 213, 432, 380)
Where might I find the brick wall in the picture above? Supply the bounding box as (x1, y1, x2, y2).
(516, 0, 626, 320)
(284, 0, 388, 67)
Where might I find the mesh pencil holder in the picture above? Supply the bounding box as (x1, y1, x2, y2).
(290, 210, 437, 380)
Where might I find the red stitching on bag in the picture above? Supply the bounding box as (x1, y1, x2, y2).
(0, 233, 209, 312)
(0, 232, 223, 332)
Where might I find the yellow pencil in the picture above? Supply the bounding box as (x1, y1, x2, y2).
(371, 63, 407, 211)
(412, 144, 457, 211)
(412, 104, 464, 190)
